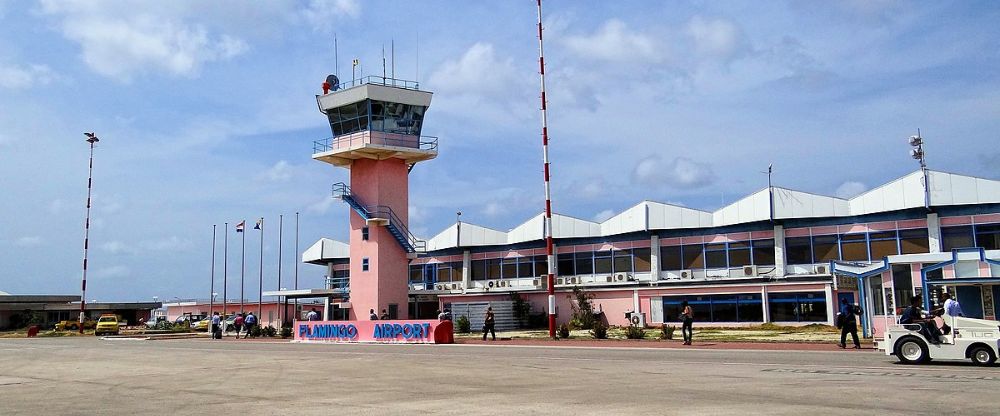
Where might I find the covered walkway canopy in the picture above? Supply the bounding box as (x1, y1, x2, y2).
(262, 288, 350, 321)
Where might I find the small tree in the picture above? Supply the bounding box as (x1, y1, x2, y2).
(591, 321, 609, 339)
(510, 292, 532, 328)
(456, 315, 471, 333)
(568, 286, 598, 330)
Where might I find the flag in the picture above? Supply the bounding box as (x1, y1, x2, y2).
(235, 221, 245, 233)
(254, 218, 263, 230)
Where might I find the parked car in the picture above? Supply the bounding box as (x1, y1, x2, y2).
(192, 318, 210, 331)
(94, 314, 120, 336)
(55, 319, 97, 331)
(880, 315, 1000, 366)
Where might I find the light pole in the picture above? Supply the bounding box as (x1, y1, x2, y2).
(80, 132, 99, 334)
(909, 129, 930, 210)
(456, 211, 462, 247)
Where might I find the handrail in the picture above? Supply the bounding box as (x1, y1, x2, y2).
(330, 75, 421, 91)
(325, 277, 350, 292)
(313, 134, 438, 154)
(330, 182, 426, 253)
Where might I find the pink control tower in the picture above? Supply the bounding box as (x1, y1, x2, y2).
(313, 76, 435, 320)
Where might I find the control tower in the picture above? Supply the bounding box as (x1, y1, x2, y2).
(313, 76, 436, 320)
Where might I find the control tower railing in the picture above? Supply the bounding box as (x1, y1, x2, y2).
(330, 75, 421, 92)
(331, 182, 426, 253)
(313, 134, 438, 154)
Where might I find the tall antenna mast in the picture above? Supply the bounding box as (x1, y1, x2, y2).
(335, 33, 339, 78)
(382, 43, 386, 81)
(416, 31, 420, 86)
(536, 0, 557, 340)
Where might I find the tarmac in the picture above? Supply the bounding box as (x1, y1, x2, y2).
(1, 337, 997, 415)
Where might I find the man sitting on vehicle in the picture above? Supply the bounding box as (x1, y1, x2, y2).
(899, 295, 942, 344)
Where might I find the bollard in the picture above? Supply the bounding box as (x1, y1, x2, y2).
(27, 326, 40, 337)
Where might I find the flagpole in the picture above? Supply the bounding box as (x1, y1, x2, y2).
(210, 224, 216, 322)
(294, 212, 299, 316)
(223, 222, 228, 334)
(257, 217, 264, 321)
(241, 219, 246, 314)
(277, 214, 283, 324)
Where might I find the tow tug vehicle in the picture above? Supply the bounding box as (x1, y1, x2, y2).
(880, 315, 1000, 366)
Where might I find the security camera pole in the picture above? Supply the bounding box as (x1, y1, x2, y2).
(908, 129, 930, 210)
(80, 132, 99, 334)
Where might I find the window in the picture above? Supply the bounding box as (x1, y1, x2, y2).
(575, 253, 594, 275)
(613, 250, 632, 274)
(891, 264, 913, 310)
(812, 235, 839, 262)
(659, 245, 682, 271)
(840, 234, 868, 262)
(409, 265, 422, 283)
(361, 227, 369, 241)
(976, 224, 1000, 250)
(941, 226, 974, 251)
(663, 294, 763, 323)
(682, 245, 704, 269)
(594, 251, 613, 274)
(501, 258, 517, 279)
(533, 256, 548, 277)
(518, 258, 534, 278)
(751, 239, 775, 265)
(728, 241, 751, 268)
(868, 231, 899, 260)
(487, 258, 502, 279)
(899, 229, 929, 254)
(437, 263, 452, 283)
(704, 243, 727, 269)
(362, 258, 369, 272)
(557, 254, 575, 276)
(632, 248, 652, 272)
(785, 237, 812, 264)
(471, 260, 486, 281)
(768, 292, 827, 322)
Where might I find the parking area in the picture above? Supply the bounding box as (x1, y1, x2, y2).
(0, 338, 997, 415)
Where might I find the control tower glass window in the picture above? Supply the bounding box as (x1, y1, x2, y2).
(327, 101, 370, 136)
(370, 100, 426, 136)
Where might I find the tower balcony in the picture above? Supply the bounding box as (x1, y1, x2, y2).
(312, 132, 438, 168)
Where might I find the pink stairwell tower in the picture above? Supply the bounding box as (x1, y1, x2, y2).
(312, 76, 436, 320)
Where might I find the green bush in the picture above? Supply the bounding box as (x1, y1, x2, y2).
(569, 287, 599, 330)
(590, 321, 608, 339)
(456, 315, 471, 333)
(510, 292, 532, 328)
(660, 324, 676, 340)
(261, 325, 277, 337)
(280, 321, 293, 338)
(558, 323, 571, 339)
(625, 324, 646, 340)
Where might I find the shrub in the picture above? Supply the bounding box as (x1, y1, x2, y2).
(261, 325, 277, 337)
(510, 292, 532, 328)
(456, 315, 471, 333)
(660, 324, 676, 340)
(625, 324, 646, 340)
(591, 321, 608, 339)
(558, 323, 571, 339)
(568, 287, 599, 330)
(280, 321, 293, 338)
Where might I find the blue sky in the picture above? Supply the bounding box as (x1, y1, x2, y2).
(2, 0, 998, 302)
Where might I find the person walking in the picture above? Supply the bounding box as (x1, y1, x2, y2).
(210, 312, 222, 340)
(233, 313, 245, 339)
(482, 307, 496, 341)
(838, 298, 861, 349)
(244, 312, 257, 338)
(680, 301, 694, 345)
(369, 309, 379, 320)
(306, 308, 319, 321)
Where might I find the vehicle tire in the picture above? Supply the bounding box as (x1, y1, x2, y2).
(969, 345, 997, 366)
(895, 337, 929, 364)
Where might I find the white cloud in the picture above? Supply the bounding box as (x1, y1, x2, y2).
(14, 236, 43, 247)
(686, 16, 747, 62)
(92, 265, 130, 280)
(427, 42, 521, 96)
(307, 195, 336, 214)
(301, 0, 361, 32)
(140, 236, 192, 252)
(835, 181, 869, 199)
(632, 155, 716, 189)
(592, 209, 615, 222)
(100, 240, 136, 255)
(262, 160, 293, 182)
(0, 63, 56, 89)
(482, 201, 506, 218)
(38, 2, 249, 81)
(563, 19, 661, 63)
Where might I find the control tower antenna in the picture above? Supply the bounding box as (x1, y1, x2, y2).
(536, 0, 557, 339)
(335, 33, 339, 78)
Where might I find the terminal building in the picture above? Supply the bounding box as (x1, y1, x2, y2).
(294, 77, 999, 337)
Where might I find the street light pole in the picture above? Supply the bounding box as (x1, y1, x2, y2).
(80, 132, 99, 334)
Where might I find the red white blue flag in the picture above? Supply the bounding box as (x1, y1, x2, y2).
(235, 220, 245, 233)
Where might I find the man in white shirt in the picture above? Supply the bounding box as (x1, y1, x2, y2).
(306, 308, 319, 321)
(941, 292, 964, 317)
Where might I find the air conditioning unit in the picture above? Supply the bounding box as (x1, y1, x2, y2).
(626, 311, 646, 327)
(556, 277, 565, 285)
(742, 265, 758, 277)
(615, 273, 626, 282)
(627, 274, 637, 281)
(814, 264, 829, 275)
(501, 280, 510, 288)
(679, 269, 693, 279)
(487, 280, 496, 288)
(569, 277, 580, 285)
(606, 275, 614, 283)
(452, 283, 463, 290)
(434, 284, 445, 291)
(533, 279, 541, 287)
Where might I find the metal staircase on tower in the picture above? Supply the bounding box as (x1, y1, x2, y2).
(331, 182, 426, 254)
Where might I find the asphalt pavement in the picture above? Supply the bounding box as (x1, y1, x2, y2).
(0, 337, 997, 415)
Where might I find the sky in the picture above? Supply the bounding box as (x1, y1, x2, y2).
(1, 0, 999, 302)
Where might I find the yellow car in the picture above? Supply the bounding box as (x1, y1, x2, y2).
(95, 314, 120, 336)
(192, 318, 210, 331)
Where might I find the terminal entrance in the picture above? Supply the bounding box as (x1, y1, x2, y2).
(409, 295, 439, 319)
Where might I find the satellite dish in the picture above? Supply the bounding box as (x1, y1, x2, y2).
(325, 74, 340, 91)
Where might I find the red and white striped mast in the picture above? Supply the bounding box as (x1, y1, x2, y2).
(536, 0, 557, 339)
(80, 132, 99, 333)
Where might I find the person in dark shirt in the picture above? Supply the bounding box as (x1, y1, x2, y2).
(482, 307, 496, 341)
(899, 295, 941, 344)
(838, 298, 861, 349)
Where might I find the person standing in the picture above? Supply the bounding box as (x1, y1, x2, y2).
(940, 292, 964, 318)
(482, 307, 496, 341)
(244, 312, 257, 338)
(306, 308, 319, 322)
(838, 298, 861, 349)
(438, 308, 452, 321)
(369, 309, 379, 320)
(210, 312, 222, 340)
(680, 301, 694, 345)
(233, 313, 245, 339)
(380, 309, 390, 320)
